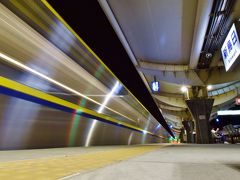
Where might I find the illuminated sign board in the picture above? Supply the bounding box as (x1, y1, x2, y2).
(221, 23, 240, 71)
(151, 81, 160, 92)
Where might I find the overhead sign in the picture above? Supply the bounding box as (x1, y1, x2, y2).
(151, 81, 160, 92)
(221, 23, 240, 71)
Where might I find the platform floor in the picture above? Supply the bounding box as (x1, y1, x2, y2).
(0, 144, 239, 179)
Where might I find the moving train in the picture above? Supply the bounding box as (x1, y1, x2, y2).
(0, 1, 169, 150)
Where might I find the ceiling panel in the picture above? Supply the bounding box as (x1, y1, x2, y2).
(108, 0, 198, 64)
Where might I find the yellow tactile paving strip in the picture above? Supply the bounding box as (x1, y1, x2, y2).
(0, 145, 164, 180)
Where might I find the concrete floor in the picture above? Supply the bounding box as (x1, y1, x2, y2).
(67, 144, 240, 180)
(0, 144, 239, 180)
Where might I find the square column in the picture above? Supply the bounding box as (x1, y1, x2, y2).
(186, 99, 214, 144)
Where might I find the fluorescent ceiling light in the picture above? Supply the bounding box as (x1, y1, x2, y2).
(217, 110, 240, 115)
(181, 86, 188, 92)
(207, 85, 212, 90)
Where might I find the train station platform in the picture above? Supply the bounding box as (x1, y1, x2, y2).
(0, 144, 239, 180)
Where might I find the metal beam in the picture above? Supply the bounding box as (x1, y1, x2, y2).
(154, 94, 187, 108)
(154, 88, 237, 109)
(208, 81, 240, 96)
(139, 61, 188, 71)
(212, 89, 238, 106)
(189, 0, 214, 69)
(139, 61, 240, 85)
(137, 64, 204, 86)
(200, 66, 240, 84)
(155, 92, 184, 98)
(162, 109, 189, 119)
(159, 104, 186, 111)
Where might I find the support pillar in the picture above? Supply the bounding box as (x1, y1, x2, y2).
(182, 120, 195, 143)
(186, 99, 214, 144)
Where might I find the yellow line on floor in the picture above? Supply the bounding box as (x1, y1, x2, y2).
(0, 145, 164, 180)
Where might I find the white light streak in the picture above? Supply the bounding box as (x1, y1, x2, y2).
(127, 132, 134, 145)
(85, 81, 120, 147)
(0, 52, 131, 121)
(98, 81, 119, 113)
(0, 52, 95, 103)
(142, 130, 147, 134)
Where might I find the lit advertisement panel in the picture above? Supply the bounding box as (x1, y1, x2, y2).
(221, 23, 240, 71)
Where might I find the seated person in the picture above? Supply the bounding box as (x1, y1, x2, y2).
(211, 128, 222, 140)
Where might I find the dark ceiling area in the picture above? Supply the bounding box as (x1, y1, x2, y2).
(46, 1, 173, 136)
(198, 0, 236, 69)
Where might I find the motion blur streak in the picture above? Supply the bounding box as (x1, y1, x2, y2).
(127, 132, 134, 145)
(85, 81, 120, 147)
(98, 82, 120, 113)
(0, 52, 100, 109)
(67, 99, 87, 147)
(0, 3, 59, 147)
(67, 64, 106, 146)
(0, 1, 166, 149)
(141, 118, 151, 144)
(0, 96, 41, 149)
(0, 52, 135, 123)
(153, 124, 161, 134)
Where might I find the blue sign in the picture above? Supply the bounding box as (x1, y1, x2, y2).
(221, 23, 240, 71)
(151, 81, 160, 92)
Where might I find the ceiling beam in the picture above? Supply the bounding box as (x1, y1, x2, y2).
(154, 94, 187, 108)
(198, 66, 240, 84)
(213, 89, 238, 106)
(138, 61, 188, 71)
(208, 82, 240, 96)
(212, 99, 235, 112)
(210, 98, 236, 120)
(154, 88, 237, 109)
(138, 61, 240, 85)
(189, 0, 214, 69)
(155, 91, 184, 98)
(137, 61, 204, 86)
(159, 104, 186, 111)
(162, 109, 189, 119)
